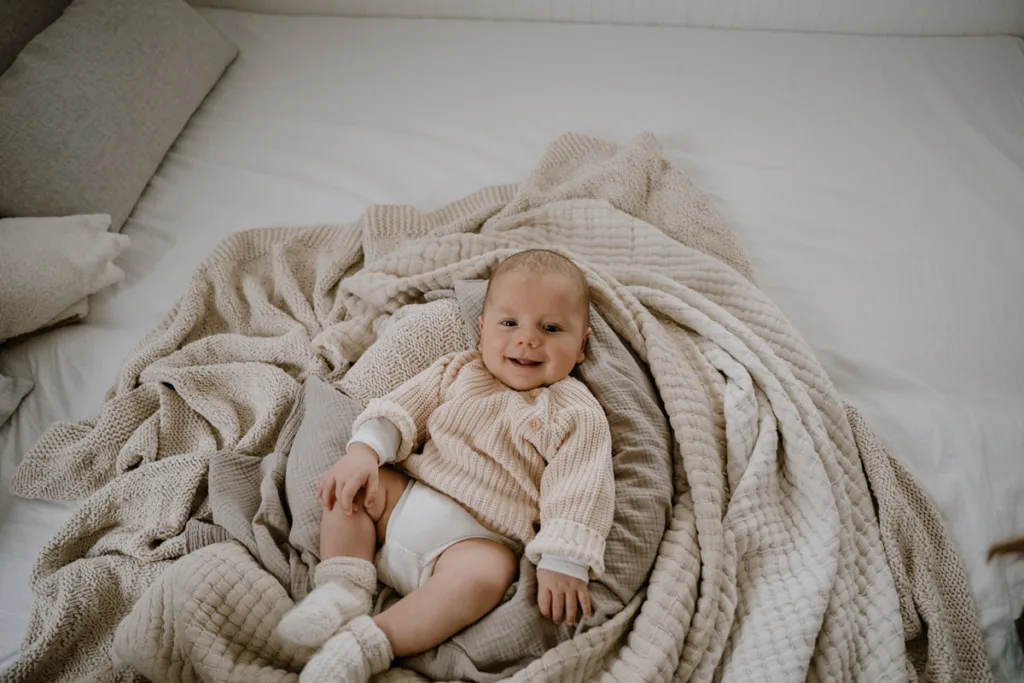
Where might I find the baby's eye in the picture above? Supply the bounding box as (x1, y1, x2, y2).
(501, 320, 517, 327)
(543, 324, 561, 333)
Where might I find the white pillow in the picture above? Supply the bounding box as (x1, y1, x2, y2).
(0, 214, 130, 341)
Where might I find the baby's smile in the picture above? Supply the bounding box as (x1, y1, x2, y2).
(507, 356, 542, 367)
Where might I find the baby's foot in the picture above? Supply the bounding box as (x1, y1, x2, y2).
(299, 615, 393, 683)
(276, 557, 377, 648)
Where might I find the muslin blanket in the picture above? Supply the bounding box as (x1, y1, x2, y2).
(3, 132, 992, 683)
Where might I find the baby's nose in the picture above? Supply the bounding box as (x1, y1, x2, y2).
(517, 329, 540, 346)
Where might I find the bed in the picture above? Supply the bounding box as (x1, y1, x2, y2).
(1, 2, 1022, 681)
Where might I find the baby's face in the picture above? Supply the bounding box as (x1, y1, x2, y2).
(479, 270, 589, 391)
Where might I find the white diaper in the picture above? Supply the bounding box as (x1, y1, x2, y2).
(375, 480, 515, 596)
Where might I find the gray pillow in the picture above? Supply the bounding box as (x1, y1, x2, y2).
(0, 0, 238, 232)
(285, 376, 367, 560)
(0, 0, 72, 75)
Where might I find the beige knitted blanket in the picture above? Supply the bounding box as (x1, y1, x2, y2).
(4, 132, 992, 683)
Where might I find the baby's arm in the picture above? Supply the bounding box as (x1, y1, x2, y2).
(348, 418, 402, 465)
(536, 554, 590, 582)
(317, 419, 401, 512)
(527, 393, 615, 625)
(525, 399, 615, 575)
(350, 350, 467, 463)
(536, 552, 593, 626)
(319, 352, 466, 511)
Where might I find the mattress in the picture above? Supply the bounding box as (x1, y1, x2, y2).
(2, 10, 1023, 680)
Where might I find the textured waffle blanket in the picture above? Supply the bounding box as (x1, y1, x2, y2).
(5, 133, 991, 683)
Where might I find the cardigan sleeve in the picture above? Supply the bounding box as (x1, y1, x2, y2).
(350, 350, 469, 464)
(347, 418, 402, 464)
(525, 388, 615, 578)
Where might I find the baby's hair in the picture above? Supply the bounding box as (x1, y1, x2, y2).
(484, 249, 590, 325)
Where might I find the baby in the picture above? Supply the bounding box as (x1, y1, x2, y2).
(276, 249, 615, 681)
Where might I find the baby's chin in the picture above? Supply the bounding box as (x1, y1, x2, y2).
(493, 369, 545, 392)
(482, 358, 550, 391)
(502, 377, 545, 391)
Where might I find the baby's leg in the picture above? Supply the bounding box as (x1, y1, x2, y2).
(375, 537, 518, 656)
(319, 491, 377, 561)
(277, 468, 410, 648)
(301, 537, 517, 682)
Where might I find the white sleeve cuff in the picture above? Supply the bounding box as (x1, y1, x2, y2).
(347, 417, 401, 465)
(537, 554, 590, 583)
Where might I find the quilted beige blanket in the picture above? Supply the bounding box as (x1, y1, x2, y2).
(4, 133, 992, 683)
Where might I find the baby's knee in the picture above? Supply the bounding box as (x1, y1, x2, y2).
(319, 504, 377, 562)
(488, 544, 518, 589)
(446, 540, 518, 603)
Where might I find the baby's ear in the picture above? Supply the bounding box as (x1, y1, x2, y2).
(577, 328, 591, 363)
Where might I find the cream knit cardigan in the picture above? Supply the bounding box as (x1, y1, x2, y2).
(353, 350, 616, 576)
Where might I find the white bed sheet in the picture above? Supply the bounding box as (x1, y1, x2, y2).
(2, 11, 1022, 680)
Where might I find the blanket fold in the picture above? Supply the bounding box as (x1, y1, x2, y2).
(3, 132, 992, 683)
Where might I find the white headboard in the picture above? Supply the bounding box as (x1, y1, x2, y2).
(190, 0, 1024, 36)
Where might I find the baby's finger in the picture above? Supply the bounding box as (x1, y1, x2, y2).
(340, 482, 358, 514)
(579, 587, 593, 619)
(335, 482, 348, 513)
(565, 591, 579, 626)
(538, 587, 552, 619)
(365, 470, 379, 507)
(551, 589, 565, 624)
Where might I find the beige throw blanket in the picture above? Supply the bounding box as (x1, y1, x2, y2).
(4, 132, 992, 683)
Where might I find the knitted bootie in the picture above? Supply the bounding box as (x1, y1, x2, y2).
(299, 615, 394, 682)
(276, 557, 377, 648)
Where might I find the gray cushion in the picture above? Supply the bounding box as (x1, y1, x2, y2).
(285, 376, 367, 560)
(0, 0, 72, 75)
(0, 0, 238, 232)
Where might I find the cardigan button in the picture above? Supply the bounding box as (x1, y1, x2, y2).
(528, 389, 542, 399)
(527, 418, 542, 432)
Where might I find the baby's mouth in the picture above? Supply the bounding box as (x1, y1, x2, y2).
(507, 357, 542, 367)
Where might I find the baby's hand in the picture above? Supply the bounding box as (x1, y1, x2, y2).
(536, 569, 592, 627)
(317, 442, 380, 514)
